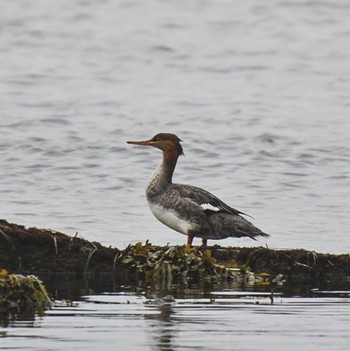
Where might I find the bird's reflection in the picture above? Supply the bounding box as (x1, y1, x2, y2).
(142, 281, 249, 350)
(144, 295, 176, 351)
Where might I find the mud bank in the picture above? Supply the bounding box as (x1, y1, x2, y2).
(1, 219, 349, 288)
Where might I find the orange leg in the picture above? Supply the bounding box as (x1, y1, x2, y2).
(202, 239, 207, 247)
(187, 236, 193, 246)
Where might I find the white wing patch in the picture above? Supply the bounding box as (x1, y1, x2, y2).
(200, 203, 221, 212)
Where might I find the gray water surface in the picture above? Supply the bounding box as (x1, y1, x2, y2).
(1, 1, 350, 349)
(1, 290, 350, 351)
(1, 0, 350, 252)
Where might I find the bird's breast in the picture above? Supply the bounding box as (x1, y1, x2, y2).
(148, 201, 192, 235)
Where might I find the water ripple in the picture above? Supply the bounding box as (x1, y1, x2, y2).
(1, 0, 350, 256)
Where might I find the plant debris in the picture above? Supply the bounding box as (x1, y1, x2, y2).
(116, 241, 261, 285)
(0, 269, 52, 318)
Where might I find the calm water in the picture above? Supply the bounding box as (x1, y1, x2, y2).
(1, 0, 350, 253)
(1, 0, 350, 349)
(1, 290, 350, 351)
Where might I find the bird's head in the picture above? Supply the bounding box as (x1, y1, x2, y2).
(127, 133, 184, 156)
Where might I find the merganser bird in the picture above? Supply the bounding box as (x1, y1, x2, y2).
(127, 133, 269, 246)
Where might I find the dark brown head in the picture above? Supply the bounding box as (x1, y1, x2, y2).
(127, 133, 184, 156)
